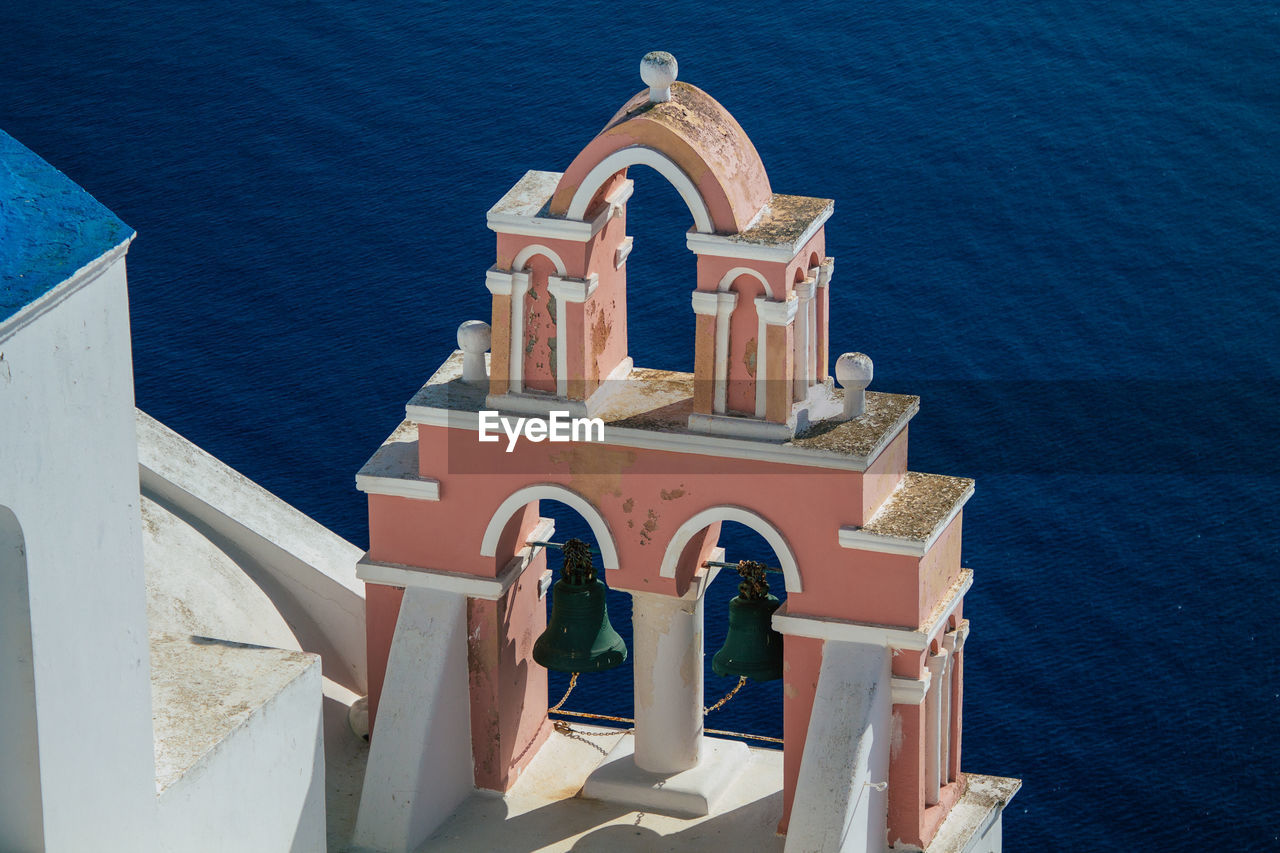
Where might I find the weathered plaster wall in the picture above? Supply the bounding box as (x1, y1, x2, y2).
(0, 250, 159, 849)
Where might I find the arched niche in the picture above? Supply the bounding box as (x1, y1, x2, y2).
(0, 505, 44, 849)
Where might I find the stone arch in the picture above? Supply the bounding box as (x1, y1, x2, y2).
(479, 483, 620, 570)
(565, 146, 714, 233)
(658, 505, 802, 592)
(512, 244, 567, 276)
(549, 82, 773, 234)
(717, 266, 773, 299)
(0, 505, 44, 849)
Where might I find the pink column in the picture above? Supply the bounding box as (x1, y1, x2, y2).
(779, 634, 823, 833)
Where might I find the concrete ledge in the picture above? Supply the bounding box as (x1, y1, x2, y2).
(356, 419, 439, 500)
(913, 774, 1021, 853)
(357, 518, 554, 599)
(150, 632, 318, 792)
(582, 736, 750, 818)
(772, 571, 972, 651)
(838, 472, 974, 557)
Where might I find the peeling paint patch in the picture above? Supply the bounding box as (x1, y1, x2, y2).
(784, 682, 797, 699)
(890, 710, 904, 761)
(639, 508, 659, 545)
(744, 339, 757, 377)
(659, 488, 685, 501)
(622, 497, 634, 513)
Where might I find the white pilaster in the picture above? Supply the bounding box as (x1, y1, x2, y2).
(793, 277, 815, 400)
(692, 290, 741, 415)
(925, 649, 949, 806)
(941, 631, 957, 783)
(547, 274, 599, 398)
(485, 267, 530, 394)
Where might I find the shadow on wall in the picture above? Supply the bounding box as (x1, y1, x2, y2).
(0, 505, 44, 851)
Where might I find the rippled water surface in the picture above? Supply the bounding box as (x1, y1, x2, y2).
(4, 2, 1277, 848)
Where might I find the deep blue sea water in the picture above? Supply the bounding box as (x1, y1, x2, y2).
(4, 1, 1278, 848)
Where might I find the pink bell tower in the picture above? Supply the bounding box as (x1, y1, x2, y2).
(350, 53, 1018, 853)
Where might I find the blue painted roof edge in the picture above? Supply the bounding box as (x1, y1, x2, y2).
(1, 129, 135, 323)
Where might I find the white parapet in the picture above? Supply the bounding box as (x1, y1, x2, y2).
(152, 634, 326, 851)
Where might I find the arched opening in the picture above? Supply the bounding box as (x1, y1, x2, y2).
(658, 505, 799, 751)
(699, 520, 793, 748)
(0, 506, 44, 849)
(537, 502, 635, 727)
(618, 163, 700, 375)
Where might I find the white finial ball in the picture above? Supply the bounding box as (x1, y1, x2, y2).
(457, 320, 491, 354)
(836, 352, 874, 419)
(835, 352, 874, 389)
(641, 51, 678, 103)
(458, 320, 491, 384)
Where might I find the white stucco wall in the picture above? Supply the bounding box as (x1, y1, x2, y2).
(152, 638, 326, 853)
(0, 246, 160, 850)
(136, 410, 367, 695)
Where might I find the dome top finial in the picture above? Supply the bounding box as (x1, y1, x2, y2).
(640, 51, 678, 103)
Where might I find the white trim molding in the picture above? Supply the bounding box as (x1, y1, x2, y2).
(837, 481, 974, 557)
(817, 256, 835, 288)
(568, 146, 714, 233)
(615, 235, 634, 270)
(756, 296, 799, 327)
(485, 266, 515, 296)
(685, 201, 832, 263)
(480, 484, 620, 570)
(716, 266, 773, 299)
(547, 274, 599, 303)
(355, 473, 440, 501)
(690, 290, 720, 316)
(890, 673, 932, 706)
(359, 518, 554, 600)
(512, 245, 568, 276)
(771, 570, 972, 651)
(658, 505, 801, 593)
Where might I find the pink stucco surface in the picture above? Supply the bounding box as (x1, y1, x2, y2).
(780, 634, 822, 833)
(520, 253, 559, 394)
(467, 545, 552, 792)
(364, 414, 972, 833)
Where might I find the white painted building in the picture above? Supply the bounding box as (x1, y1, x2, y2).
(1, 129, 368, 852)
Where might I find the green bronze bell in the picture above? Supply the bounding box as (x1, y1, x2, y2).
(532, 538, 627, 674)
(711, 560, 784, 682)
